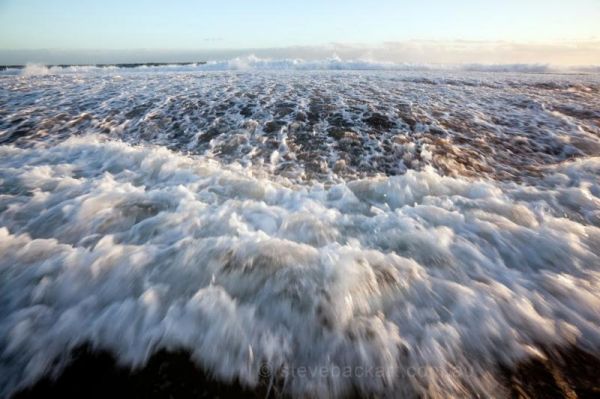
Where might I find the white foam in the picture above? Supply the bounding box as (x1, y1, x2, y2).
(20, 63, 51, 76)
(1, 136, 599, 397)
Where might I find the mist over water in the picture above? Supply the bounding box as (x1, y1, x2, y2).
(1, 62, 600, 397)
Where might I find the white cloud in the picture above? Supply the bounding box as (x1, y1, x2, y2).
(1, 40, 599, 66)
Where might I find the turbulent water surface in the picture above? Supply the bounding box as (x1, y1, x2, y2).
(1, 62, 600, 398)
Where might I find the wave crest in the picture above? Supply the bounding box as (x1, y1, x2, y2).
(9, 56, 598, 74)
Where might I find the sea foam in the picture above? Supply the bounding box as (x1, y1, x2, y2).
(1, 136, 599, 397)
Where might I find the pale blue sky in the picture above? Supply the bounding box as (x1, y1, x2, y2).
(0, 0, 599, 64)
(1, 0, 599, 50)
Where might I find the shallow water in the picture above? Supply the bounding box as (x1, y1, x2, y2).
(1, 66, 600, 398)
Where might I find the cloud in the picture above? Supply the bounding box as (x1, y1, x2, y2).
(289, 40, 600, 66)
(1, 40, 599, 66)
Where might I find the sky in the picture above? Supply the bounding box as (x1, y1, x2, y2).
(1, 0, 599, 65)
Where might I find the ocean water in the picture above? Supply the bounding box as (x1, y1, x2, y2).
(1, 60, 600, 398)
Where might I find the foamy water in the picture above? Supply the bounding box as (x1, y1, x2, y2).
(1, 63, 600, 397)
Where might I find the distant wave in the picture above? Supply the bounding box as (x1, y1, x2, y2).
(19, 64, 51, 76)
(185, 56, 578, 73)
(460, 63, 551, 73)
(13, 63, 203, 76)
(197, 57, 598, 73)
(197, 55, 404, 71)
(4, 57, 599, 75)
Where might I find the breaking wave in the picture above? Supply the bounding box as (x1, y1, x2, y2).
(198, 55, 402, 71)
(5, 57, 599, 75)
(198, 57, 562, 73)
